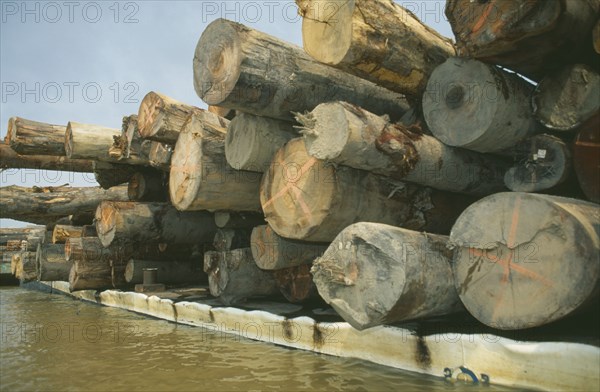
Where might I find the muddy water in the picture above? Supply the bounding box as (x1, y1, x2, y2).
(0, 287, 518, 391)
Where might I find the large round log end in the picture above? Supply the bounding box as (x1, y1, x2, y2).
(169, 131, 202, 211)
(95, 201, 118, 248)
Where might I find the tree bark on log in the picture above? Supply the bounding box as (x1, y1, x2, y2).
(127, 170, 168, 202)
(52, 225, 83, 244)
(0, 185, 128, 225)
(194, 18, 411, 122)
(0, 143, 95, 173)
(148, 142, 173, 171)
(37, 243, 71, 281)
(251, 225, 327, 270)
(95, 201, 217, 247)
(5, 240, 23, 251)
(504, 134, 573, 193)
(81, 225, 97, 237)
(7, 117, 67, 156)
(296, 0, 455, 99)
(93, 161, 136, 190)
(214, 212, 265, 229)
(213, 229, 252, 252)
(449, 192, 600, 330)
(532, 64, 600, 132)
(594, 19, 600, 54)
(0, 227, 45, 245)
(19, 251, 38, 283)
(208, 105, 236, 120)
(312, 223, 463, 330)
(204, 248, 279, 305)
(225, 112, 296, 172)
(260, 138, 471, 242)
(169, 114, 263, 212)
(65, 122, 121, 161)
(574, 112, 600, 203)
(109, 115, 154, 166)
(446, 0, 600, 80)
(137, 91, 229, 144)
(124, 259, 206, 285)
(423, 57, 538, 153)
(298, 101, 509, 195)
(273, 264, 317, 303)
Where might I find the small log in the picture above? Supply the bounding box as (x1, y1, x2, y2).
(260, 138, 470, 242)
(214, 212, 265, 229)
(450, 192, 600, 330)
(93, 161, 136, 190)
(504, 134, 572, 193)
(0, 185, 128, 225)
(0, 143, 94, 173)
(51, 225, 83, 244)
(225, 112, 296, 172)
(19, 251, 38, 283)
(194, 19, 411, 122)
(213, 229, 252, 252)
(532, 64, 600, 132)
(95, 201, 217, 247)
(124, 259, 205, 285)
(574, 112, 600, 203)
(137, 91, 229, 144)
(296, 0, 455, 99)
(65, 122, 121, 161)
(148, 142, 173, 171)
(7, 117, 67, 155)
(273, 264, 317, 303)
(423, 57, 538, 153)
(169, 114, 263, 212)
(37, 243, 71, 281)
(312, 223, 463, 330)
(127, 170, 168, 202)
(203, 248, 279, 305)
(446, 0, 600, 80)
(298, 101, 508, 195)
(251, 225, 327, 270)
(208, 105, 236, 120)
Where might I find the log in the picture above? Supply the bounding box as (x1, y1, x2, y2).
(574, 112, 600, 203)
(312, 223, 463, 330)
(65, 122, 121, 161)
(208, 105, 236, 120)
(5, 240, 23, 251)
(225, 112, 296, 172)
(169, 113, 263, 212)
(422, 57, 538, 153)
(194, 19, 411, 122)
(296, 0, 455, 99)
(203, 248, 279, 305)
(95, 201, 217, 247)
(67, 237, 113, 291)
(0, 185, 128, 225)
(298, 101, 509, 195)
(273, 264, 317, 303)
(19, 251, 38, 282)
(124, 259, 205, 285)
(214, 212, 265, 229)
(0, 143, 95, 172)
(93, 161, 136, 190)
(137, 91, 229, 144)
(109, 115, 154, 166)
(446, 0, 600, 80)
(532, 64, 600, 132)
(260, 138, 470, 242)
(251, 225, 327, 270)
(504, 134, 572, 193)
(81, 225, 97, 237)
(127, 169, 168, 202)
(10, 253, 20, 275)
(0, 227, 45, 245)
(594, 19, 600, 54)
(51, 225, 82, 244)
(449, 192, 600, 330)
(213, 229, 252, 252)
(148, 142, 172, 171)
(37, 243, 71, 281)
(7, 117, 67, 155)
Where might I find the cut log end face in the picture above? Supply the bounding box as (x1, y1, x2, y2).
(299, 103, 349, 161)
(450, 192, 600, 330)
(95, 202, 118, 247)
(137, 92, 164, 138)
(273, 264, 314, 303)
(64, 123, 75, 158)
(194, 20, 242, 105)
(169, 132, 202, 210)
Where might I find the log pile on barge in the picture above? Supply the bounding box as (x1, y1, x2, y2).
(1, 0, 598, 340)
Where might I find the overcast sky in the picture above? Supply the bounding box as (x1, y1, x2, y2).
(0, 0, 452, 228)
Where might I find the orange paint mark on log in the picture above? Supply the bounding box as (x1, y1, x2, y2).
(262, 157, 318, 209)
(291, 186, 313, 223)
(471, 2, 495, 34)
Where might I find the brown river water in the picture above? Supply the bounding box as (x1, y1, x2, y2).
(0, 286, 520, 392)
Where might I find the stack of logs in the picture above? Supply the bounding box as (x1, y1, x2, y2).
(1, 0, 598, 331)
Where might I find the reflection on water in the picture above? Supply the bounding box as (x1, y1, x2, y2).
(0, 287, 518, 391)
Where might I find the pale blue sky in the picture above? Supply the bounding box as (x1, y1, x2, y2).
(0, 0, 452, 227)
